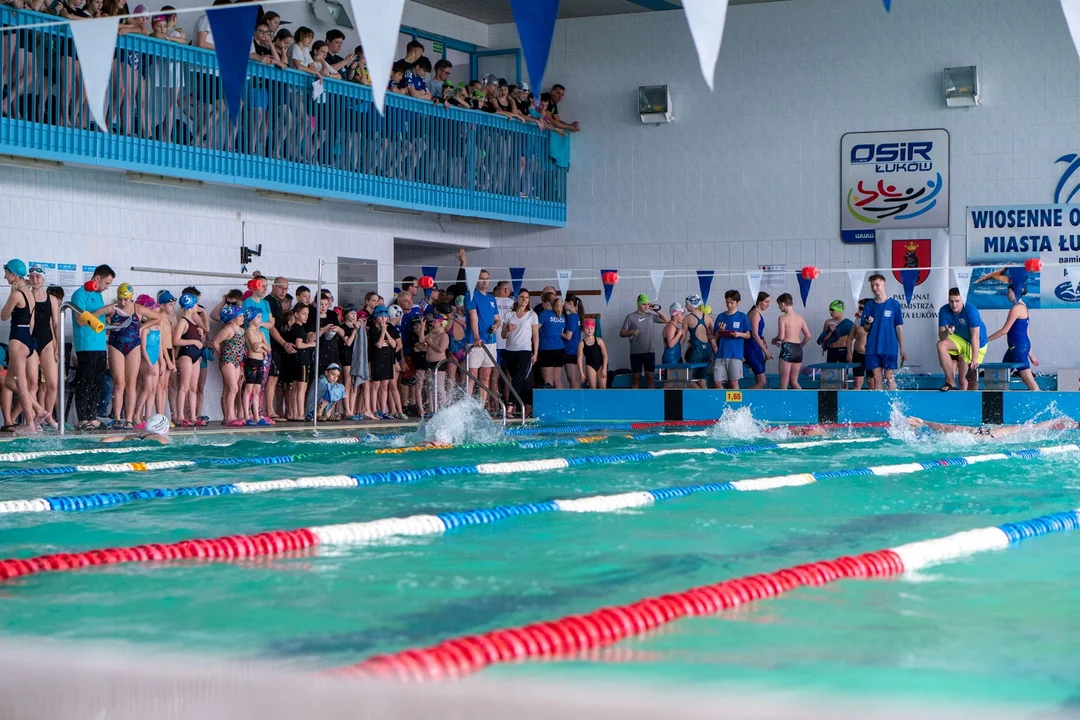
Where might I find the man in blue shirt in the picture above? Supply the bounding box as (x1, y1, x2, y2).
(937, 286, 986, 391)
(712, 289, 750, 389)
(466, 269, 501, 409)
(863, 274, 907, 390)
(70, 264, 117, 429)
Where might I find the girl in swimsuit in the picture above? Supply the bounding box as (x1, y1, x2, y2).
(2, 260, 54, 433)
(446, 296, 468, 388)
(212, 304, 247, 427)
(134, 294, 162, 426)
(172, 294, 204, 427)
(156, 291, 177, 424)
(107, 283, 146, 429)
(986, 286, 1039, 391)
(27, 264, 59, 425)
(577, 318, 608, 390)
(662, 302, 686, 366)
(746, 292, 772, 390)
(683, 295, 712, 389)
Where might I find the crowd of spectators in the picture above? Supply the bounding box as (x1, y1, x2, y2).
(0, 5, 580, 196)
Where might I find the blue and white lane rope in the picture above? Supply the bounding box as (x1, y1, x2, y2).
(300, 444, 1080, 546)
(0, 438, 873, 514)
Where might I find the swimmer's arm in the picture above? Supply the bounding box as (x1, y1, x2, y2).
(0, 291, 16, 322)
(816, 321, 832, 347)
(986, 306, 1018, 343)
(749, 313, 767, 351)
(211, 325, 233, 352)
(799, 318, 811, 346)
(1028, 351, 1039, 367)
(845, 328, 854, 362)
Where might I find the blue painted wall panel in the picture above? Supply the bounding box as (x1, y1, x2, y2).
(1003, 392, 1080, 423)
(683, 390, 818, 423)
(533, 390, 663, 422)
(838, 391, 980, 424)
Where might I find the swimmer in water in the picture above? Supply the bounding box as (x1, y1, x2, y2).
(907, 416, 1077, 438)
(101, 413, 171, 444)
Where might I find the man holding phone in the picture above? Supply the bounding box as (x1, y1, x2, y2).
(620, 294, 669, 389)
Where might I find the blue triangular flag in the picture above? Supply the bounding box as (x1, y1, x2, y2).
(882, 0, 891, 11)
(696, 270, 714, 306)
(508, 0, 559, 95)
(797, 274, 813, 307)
(207, 4, 259, 125)
(601, 268, 617, 305)
(899, 269, 919, 305)
(509, 267, 526, 297)
(1006, 267, 1027, 300)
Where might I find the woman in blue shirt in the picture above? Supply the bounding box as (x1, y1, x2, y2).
(562, 294, 583, 389)
(536, 293, 566, 389)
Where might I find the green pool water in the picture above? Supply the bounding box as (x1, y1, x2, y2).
(0, 418, 1078, 709)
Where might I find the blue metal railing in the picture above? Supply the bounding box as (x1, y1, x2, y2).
(0, 8, 567, 225)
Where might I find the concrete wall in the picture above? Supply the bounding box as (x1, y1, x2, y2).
(399, 0, 1080, 374)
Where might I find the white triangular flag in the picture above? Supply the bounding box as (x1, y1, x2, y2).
(952, 267, 972, 302)
(1062, 0, 1080, 60)
(746, 270, 762, 301)
(681, 0, 730, 90)
(649, 269, 665, 300)
(556, 269, 572, 298)
(464, 266, 482, 303)
(847, 270, 865, 309)
(347, 0, 405, 114)
(69, 16, 120, 132)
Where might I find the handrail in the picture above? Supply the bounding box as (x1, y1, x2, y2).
(478, 343, 526, 426)
(432, 357, 506, 427)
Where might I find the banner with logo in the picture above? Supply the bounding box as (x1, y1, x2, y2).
(962, 203, 1080, 308)
(874, 228, 950, 373)
(841, 129, 950, 244)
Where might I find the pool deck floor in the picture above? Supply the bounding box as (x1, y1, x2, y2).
(0, 418, 423, 443)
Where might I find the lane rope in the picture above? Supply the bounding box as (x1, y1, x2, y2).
(0, 438, 872, 515)
(0, 442, 1069, 574)
(333, 507, 1080, 681)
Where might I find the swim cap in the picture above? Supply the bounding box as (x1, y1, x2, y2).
(157, 290, 176, 305)
(134, 294, 158, 309)
(179, 293, 197, 310)
(388, 304, 403, 320)
(145, 413, 170, 436)
(685, 294, 702, 309)
(669, 302, 686, 315)
(829, 300, 845, 312)
(583, 318, 596, 328)
(4, 259, 27, 277)
(373, 305, 389, 318)
(117, 282, 134, 299)
(454, 295, 464, 307)
(243, 305, 262, 324)
(702, 304, 712, 316)
(220, 304, 243, 324)
(636, 293, 651, 305)
(28, 264, 45, 277)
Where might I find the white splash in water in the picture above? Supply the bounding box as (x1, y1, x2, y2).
(415, 395, 504, 446)
(887, 397, 1077, 449)
(708, 406, 774, 441)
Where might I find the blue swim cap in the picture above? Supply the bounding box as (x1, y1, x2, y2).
(243, 305, 262, 324)
(220, 304, 242, 324)
(179, 293, 197, 310)
(373, 305, 389, 318)
(157, 290, 176, 305)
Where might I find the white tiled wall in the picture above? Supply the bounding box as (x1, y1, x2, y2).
(400, 0, 1080, 374)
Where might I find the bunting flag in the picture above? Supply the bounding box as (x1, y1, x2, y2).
(899, 269, 919, 305)
(464, 266, 482, 303)
(746, 270, 762, 302)
(797, 273, 813, 307)
(347, 0, 406, 113)
(882, 0, 892, 11)
(556, 270, 572, 298)
(696, 270, 714, 305)
(681, 0, 730, 90)
(600, 269, 617, 305)
(649, 269, 665, 301)
(509, 268, 526, 297)
(847, 270, 865, 309)
(509, 0, 560, 95)
(208, 4, 259, 125)
(69, 16, 119, 132)
(952, 267, 972, 302)
(1063, 0, 1080, 60)
(1006, 267, 1028, 300)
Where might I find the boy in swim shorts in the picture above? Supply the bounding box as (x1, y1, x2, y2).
(846, 298, 870, 390)
(770, 293, 810, 389)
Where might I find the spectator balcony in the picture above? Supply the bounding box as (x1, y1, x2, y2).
(0, 8, 567, 226)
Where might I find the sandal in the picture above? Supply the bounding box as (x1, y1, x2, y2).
(939, 384, 954, 392)
(0, 424, 16, 433)
(194, 418, 208, 427)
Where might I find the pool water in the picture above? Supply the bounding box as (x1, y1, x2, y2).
(0, 406, 1078, 708)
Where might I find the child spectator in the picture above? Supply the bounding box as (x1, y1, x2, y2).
(243, 306, 271, 426)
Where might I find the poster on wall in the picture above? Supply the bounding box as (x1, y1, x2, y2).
(964, 204, 1080, 309)
(841, 129, 950, 244)
(759, 264, 787, 292)
(874, 228, 950, 373)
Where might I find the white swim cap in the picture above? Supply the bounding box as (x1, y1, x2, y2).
(145, 414, 170, 436)
(388, 304, 403, 320)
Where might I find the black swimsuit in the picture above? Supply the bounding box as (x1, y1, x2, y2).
(582, 338, 604, 371)
(32, 295, 53, 351)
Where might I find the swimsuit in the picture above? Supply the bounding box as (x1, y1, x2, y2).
(779, 342, 803, 363)
(1003, 308, 1031, 371)
(661, 327, 682, 365)
(107, 311, 141, 356)
(145, 328, 160, 366)
(684, 314, 712, 380)
(243, 357, 263, 386)
(32, 295, 53, 351)
(8, 290, 37, 353)
(178, 320, 203, 362)
(744, 314, 766, 376)
(582, 338, 604, 371)
(449, 318, 467, 363)
(220, 329, 246, 369)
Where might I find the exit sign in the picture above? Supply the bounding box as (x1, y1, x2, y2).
(432, 40, 444, 54)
